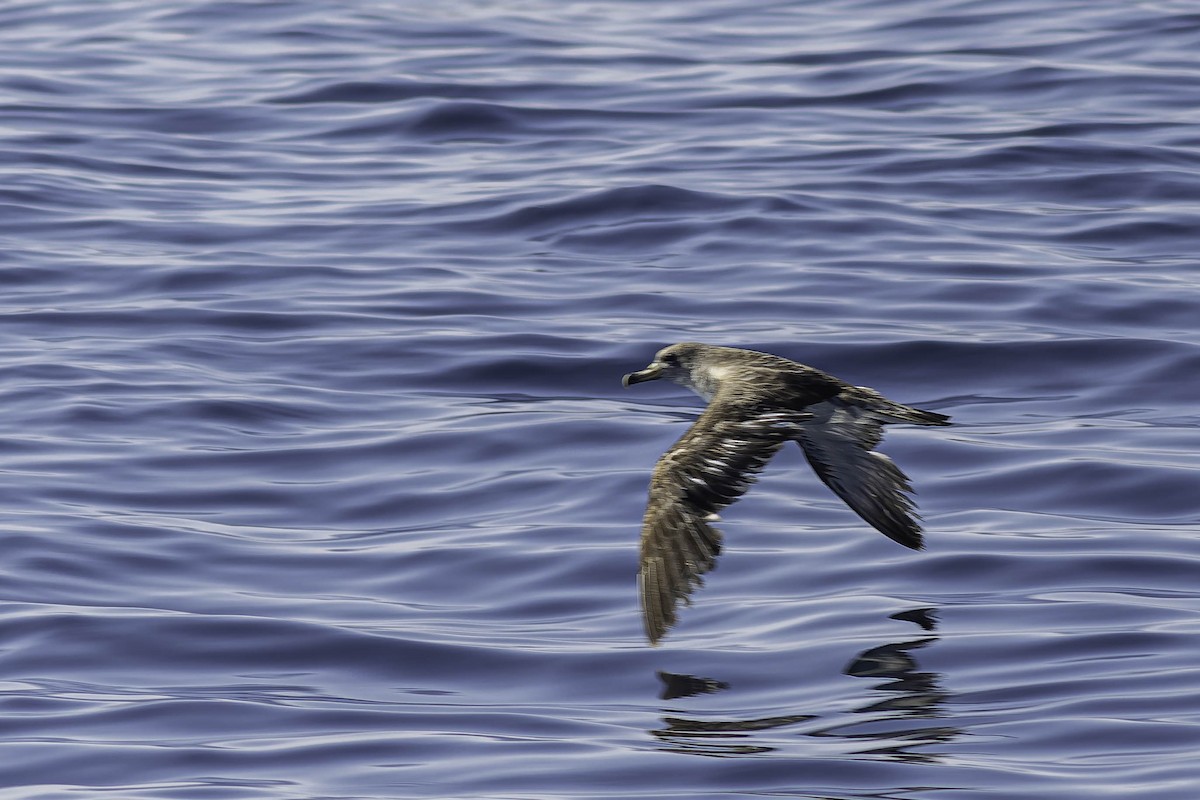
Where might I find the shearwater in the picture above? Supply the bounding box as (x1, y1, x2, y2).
(622, 342, 950, 645)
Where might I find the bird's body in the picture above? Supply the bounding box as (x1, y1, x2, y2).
(622, 342, 950, 644)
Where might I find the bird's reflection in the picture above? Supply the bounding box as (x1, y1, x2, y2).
(650, 607, 956, 760)
(656, 671, 729, 700)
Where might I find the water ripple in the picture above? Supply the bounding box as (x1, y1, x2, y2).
(2, 0, 1200, 798)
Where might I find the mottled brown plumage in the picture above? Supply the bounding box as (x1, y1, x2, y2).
(623, 343, 950, 644)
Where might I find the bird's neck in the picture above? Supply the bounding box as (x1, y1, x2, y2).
(683, 363, 729, 402)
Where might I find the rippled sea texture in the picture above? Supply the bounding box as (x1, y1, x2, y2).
(3, 1, 1200, 798)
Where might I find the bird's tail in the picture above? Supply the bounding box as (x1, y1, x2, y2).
(885, 404, 951, 426)
(850, 387, 951, 426)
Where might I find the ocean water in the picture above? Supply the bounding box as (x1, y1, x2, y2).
(2, 1, 1199, 797)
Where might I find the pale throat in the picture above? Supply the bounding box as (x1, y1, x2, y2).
(684, 362, 730, 401)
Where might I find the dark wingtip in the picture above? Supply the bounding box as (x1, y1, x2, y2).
(644, 619, 666, 646)
(894, 534, 925, 551)
(879, 521, 924, 551)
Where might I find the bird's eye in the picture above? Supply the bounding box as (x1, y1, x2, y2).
(661, 354, 678, 365)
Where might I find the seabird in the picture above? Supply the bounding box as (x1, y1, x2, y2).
(622, 342, 950, 644)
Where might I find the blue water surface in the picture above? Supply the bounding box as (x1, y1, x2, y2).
(2, 1, 1200, 798)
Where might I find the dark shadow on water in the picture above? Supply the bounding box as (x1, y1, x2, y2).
(650, 608, 956, 760)
(656, 670, 731, 700)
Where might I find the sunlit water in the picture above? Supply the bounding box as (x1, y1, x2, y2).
(2, 1, 1200, 798)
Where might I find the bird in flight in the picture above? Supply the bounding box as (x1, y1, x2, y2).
(622, 342, 950, 644)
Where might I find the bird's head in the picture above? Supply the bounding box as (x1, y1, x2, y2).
(622, 342, 714, 396)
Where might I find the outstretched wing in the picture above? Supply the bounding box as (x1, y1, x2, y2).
(639, 404, 806, 644)
(795, 402, 925, 550)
